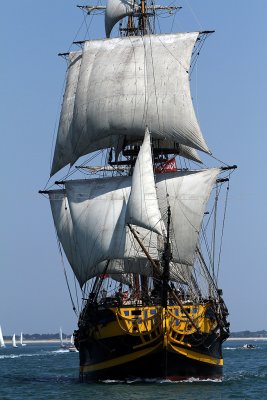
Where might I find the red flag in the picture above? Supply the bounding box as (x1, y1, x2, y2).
(100, 274, 109, 279)
(155, 157, 177, 173)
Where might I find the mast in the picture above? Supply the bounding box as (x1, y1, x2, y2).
(140, 0, 147, 35)
(162, 206, 171, 308)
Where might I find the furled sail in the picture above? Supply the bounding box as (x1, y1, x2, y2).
(152, 140, 202, 164)
(51, 33, 210, 175)
(156, 168, 220, 266)
(105, 0, 135, 38)
(126, 128, 162, 235)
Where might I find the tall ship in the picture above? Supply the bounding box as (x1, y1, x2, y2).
(40, 1, 236, 381)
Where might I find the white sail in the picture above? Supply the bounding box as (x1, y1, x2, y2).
(52, 32, 209, 175)
(70, 334, 74, 345)
(51, 52, 82, 176)
(126, 128, 162, 235)
(0, 326, 5, 348)
(49, 182, 158, 286)
(20, 332, 26, 346)
(49, 168, 219, 285)
(105, 0, 135, 38)
(48, 190, 85, 285)
(59, 327, 66, 348)
(65, 178, 158, 282)
(12, 334, 17, 348)
(153, 140, 202, 164)
(156, 168, 220, 266)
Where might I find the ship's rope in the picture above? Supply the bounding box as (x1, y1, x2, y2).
(216, 178, 230, 281)
(46, 9, 91, 187)
(184, 0, 204, 32)
(211, 186, 219, 279)
(56, 235, 79, 317)
(200, 188, 217, 268)
(190, 33, 210, 77)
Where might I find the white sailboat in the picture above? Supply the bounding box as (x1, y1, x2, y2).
(59, 327, 66, 349)
(70, 334, 74, 346)
(20, 332, 26, 346)
(0, 325, 5, 348)
(12, 333, 18, 348)
(68, 334, 78, 352)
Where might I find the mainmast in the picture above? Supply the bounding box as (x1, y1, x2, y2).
(162, 206, 171, 308)
(140, 0, 147, 35)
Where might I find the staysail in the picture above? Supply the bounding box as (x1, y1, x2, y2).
(51, 32, 209, 175)
(126, 128, 162, 235)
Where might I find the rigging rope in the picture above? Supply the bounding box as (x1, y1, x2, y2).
(217, 178, 230, 281)
(56, 235, 79, 317)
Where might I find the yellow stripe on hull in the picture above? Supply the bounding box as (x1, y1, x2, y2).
(80, 342, 162, 373)
(169, 342, 223, 366)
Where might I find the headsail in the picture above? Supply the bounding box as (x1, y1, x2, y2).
(51, 32, 210, 175)
(126, 128, 162, 235)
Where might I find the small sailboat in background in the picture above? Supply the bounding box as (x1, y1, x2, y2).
(0, 326, 5, 348)
(12, 334, 18, 348)
(59, 327, 67, 349)
(68, 334, 78, 352)
(20, 332, 26, 346)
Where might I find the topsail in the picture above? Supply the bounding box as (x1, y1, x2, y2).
(105, 0, 136, 38)
(51, 32, 210, 176)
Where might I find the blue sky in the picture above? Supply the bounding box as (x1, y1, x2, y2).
(1, 0, 266, 335)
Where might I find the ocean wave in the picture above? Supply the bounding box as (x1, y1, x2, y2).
(0, 350, 70, 360)
(100, 377, 222, 384)
(223, 369, 267, 382)
(224, 345, 261, 351)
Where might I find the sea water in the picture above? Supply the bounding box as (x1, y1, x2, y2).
(0, 340, 266, 400)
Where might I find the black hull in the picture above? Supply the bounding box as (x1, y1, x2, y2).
(79, 346, 223, 382)
(76, 305, 227, 382)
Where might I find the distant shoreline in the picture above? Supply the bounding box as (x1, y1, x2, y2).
(227, 337, 267, 341)
(3, 337, 267, 345)
(4, 339, 62, 344)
